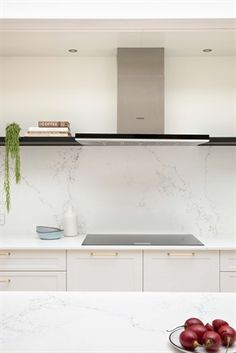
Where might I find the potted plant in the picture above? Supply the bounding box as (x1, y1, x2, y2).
(4, 123, 21, 212)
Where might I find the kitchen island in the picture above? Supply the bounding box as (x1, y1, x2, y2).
(0, 292, 235, 353)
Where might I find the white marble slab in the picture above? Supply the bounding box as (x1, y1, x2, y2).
(0, 234, 236, 250)
(1, 146, 236, 243)
(0, 292, 235, 353)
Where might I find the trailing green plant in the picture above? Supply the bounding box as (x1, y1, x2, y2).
(4, 123, 21, 212)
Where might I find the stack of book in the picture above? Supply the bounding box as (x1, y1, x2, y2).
(25, 121, 71, 137)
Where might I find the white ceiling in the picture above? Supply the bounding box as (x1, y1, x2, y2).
(0, 19, 235, 57)
(1, 1, 235, 19)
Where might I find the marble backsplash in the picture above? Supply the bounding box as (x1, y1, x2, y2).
(0, 146, 235, 241)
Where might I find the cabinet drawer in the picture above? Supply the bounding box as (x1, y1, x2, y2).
(144, 250, 219, 292)
(0, 250, 66, 271)
(220, 272, 236, 292)
(220, 251, 236, 271)
(0, 272, 66, 291)
(67, 250, 142, 291)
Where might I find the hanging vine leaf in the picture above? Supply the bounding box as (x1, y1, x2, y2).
(4, 123, 21, 212)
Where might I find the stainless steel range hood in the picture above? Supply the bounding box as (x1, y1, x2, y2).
(75, 133, 209, 146)
(76, 48, 209, 146)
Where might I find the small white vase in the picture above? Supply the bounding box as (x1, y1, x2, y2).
(63, 205, 77, 237)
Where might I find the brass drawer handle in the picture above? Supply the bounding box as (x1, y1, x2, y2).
(0, 252, 11, 256)
(167, 252, 195, 257)
(0, 279, 11, 283)
(90, 252, 118, 257)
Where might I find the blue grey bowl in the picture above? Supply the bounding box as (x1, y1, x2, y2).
(36, 226, 64, 240)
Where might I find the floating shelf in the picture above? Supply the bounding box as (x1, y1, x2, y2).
(0, 136, 79, 146)
(201, 137, 236, 146)
(0, 136, 236, 146)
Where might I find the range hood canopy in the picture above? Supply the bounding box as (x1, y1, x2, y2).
(76, 48, 209, 146)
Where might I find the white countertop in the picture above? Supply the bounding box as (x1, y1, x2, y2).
(0, 292, 235, 353)
(0, 234, 236, 250)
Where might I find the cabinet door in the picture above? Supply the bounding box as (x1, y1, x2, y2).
(0, 250, 66, 271)
(220, 251, 236, 271)
(67, 250, 142, 291)
(0, 272, 66, 291)
(144, 251, 219, 292)
(220, 273, 236, 292)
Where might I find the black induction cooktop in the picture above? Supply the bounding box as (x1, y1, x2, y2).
(82, 234, 204, 246)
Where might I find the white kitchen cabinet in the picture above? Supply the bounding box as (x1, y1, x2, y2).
(144, 250, 219, 292)
(220, 251, 236, 292)
(0, 250, 66, 271)
(220, 251, 236, 271)
(220, 272, 236, 292)
(0, 250, 66, 291)
(0, 272, 66, 291)
(67, 250, 142, 291)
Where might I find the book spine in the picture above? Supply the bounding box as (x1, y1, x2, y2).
(28, 127, 69, 132)
(25, 132, 71, 137)
(38, 121, 70, 128)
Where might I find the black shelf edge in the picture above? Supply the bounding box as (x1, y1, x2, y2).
(0, 136, 79, 146)
(200, 137, 236, 146)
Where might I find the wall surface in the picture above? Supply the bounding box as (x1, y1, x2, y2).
(0, 57, 117, 135)
(0, 56, 236, 241)
(1, 56, 235, 136)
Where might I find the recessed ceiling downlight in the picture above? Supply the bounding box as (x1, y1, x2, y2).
(68, 49, 78, 53)
(202, 48, 213, 53)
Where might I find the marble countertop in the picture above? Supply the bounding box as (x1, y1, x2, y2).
(0, 292, 235, 353)
(0, 234, 236, 250)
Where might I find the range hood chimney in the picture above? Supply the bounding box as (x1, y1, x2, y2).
(76, 48, 209, 146)
(117, 48, 164, 134)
